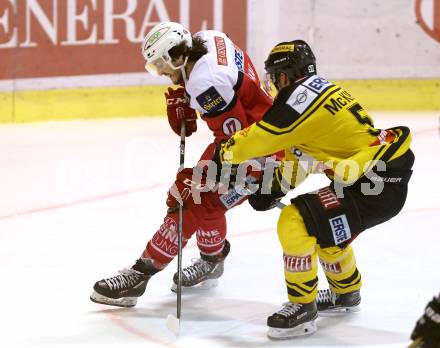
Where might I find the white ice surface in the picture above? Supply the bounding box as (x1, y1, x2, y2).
(0, 112, 438, 348)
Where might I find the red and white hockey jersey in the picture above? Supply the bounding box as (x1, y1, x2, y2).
(185, 30, 273, 142)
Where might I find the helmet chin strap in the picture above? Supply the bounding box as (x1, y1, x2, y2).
(180, 56, 189, 83)
(180, 66, 188, 84)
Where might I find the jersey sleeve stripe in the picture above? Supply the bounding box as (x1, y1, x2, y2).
(233, 71, 244, 92)
(371, 145, 387, 162)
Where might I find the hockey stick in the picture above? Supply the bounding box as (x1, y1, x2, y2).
(276, 201, 286, 209)
(166, 122, 186, 336)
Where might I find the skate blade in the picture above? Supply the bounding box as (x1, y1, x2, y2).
(318, 304, 360, 316)
(90, 291, 137, 308)
(267, 320, 317, 340)
(170, 278, 218, 293)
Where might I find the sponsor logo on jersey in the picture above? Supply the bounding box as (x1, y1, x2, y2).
(271, 44, 294, 54)
(317, 187, 341, 210)
(234, 48, 244, 72)
(286, 85, 318, 113)
(319, 259, 342, 274)
(196, 86, 227, 113)
(219, 188, 245, 209)
(304, 76, 330, 93)
(283, 254, 312, 272)
(293, 89, 308, 105)
(214, 36, 228, 66)
(219, 175, 256, 209)
(329, 214, 352, 245)
(222, 117, 242, 135)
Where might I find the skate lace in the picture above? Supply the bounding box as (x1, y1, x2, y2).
(104, 269, 144, 290)
(317, 289, 336, 304)
(276, 302, 303, 317)
(182, 258, 213, 281)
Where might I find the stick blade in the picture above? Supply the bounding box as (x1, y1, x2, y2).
(166, 314, 180, 335)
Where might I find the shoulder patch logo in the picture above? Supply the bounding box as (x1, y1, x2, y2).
(196, 86, 227, 113)
(293, 89, 308, 105)
(286, 85, 317, 114)
(304, 76, 331, 93)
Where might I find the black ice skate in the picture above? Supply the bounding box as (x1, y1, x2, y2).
(171, 240, 230, 292)
(316, 289, 361, 314)
(90, 259, 158, 307)
(267, 301, 318, 339)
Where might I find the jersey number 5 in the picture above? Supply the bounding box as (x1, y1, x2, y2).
(348, 103, 373, 127)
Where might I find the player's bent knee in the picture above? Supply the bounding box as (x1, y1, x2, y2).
(277, 204, 315, 250)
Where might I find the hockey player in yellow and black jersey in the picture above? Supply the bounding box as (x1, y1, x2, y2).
(215, 40, 414, 339)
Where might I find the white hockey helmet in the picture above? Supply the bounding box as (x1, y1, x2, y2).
(142, 22, 192, 75)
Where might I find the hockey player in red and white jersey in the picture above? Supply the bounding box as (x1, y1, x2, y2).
(90, 22, 273, 307)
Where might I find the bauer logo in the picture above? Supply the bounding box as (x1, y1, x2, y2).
(329, 214, 352, 245)
(196, 87, 227, 113)
(369, 176, 403, 183)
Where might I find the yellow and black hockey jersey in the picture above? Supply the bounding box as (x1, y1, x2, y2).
(219, 75, 412, 188)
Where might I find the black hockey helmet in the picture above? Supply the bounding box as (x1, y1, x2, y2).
(264, 40, 316, 90)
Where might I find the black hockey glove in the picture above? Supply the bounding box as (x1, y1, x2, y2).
(410, 294, 440, 348)
(248, 178, 286, 211)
